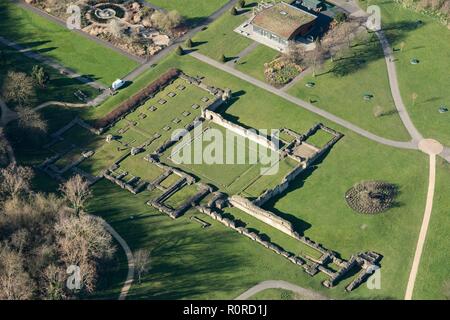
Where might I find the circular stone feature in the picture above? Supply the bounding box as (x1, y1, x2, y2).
(88, 3, 126, 24)
(95, 8, 116, 20)
(345, 181, 398, 214)
(438, 106, 448, 113)
(305, 82, 315, 88)
(418, 139, 444, 155)
(410, 58, 420, 65)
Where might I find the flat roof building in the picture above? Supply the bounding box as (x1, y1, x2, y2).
(249, 2, 317, 49)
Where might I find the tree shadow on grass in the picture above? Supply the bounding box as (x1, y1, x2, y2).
(325, 20, 425, 77)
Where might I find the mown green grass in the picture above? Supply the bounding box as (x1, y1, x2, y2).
(145, 0, 228, 19)
(366, 0, 450, 145)
(0, 43, 99, 107)
(0, 2, 139, 86)
(235, 44, 279, 82)
(287, 36, 411, 142)
(11, 49, 440, 299)
(84, 54, 432, 299)
(191, 10, 253, 61)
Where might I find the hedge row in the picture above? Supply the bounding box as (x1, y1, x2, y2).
(94, 68, 181, 129)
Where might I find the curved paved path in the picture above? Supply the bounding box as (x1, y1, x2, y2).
(404, 144, 440, 300)
(235, 280, 330, 300)
(376, 30, 423, 143)
(189, 51, 417, 150)
(96, 217, 135, 300)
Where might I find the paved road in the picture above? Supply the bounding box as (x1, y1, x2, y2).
(189, 51, 417, 150)
(123, 0, 240, 82)
(0, 36, 107, 93)
(226, 42, 259, 66)
(281, 67, 312, 91)
(97, 217, 135, 300)
(404, 152, 437, 300)
(376, 31, 423, 143)
(235, 280, 330, 300)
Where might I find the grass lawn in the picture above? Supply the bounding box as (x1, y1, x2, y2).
(287, 35, 411, 142)
(305, 129, 334, 148)
(0, 2, 139, 86)
(145, 0, 228, 19)
(119, 156, 166, 182)
(235, 44, 279, 82)
(11, 49, 442, 299)
(163, 121, 288, 195)
(365, 0, 450, 145)
(0, 43, 99, 107)
(191, 9, 254, 61)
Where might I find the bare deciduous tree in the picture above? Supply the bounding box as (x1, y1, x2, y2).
(60, 175, 92, 214)
(133, 249, 151, 284)
(1, 71, 36, 107)
(17, 107, 48, 133)
(55, 215, 115, 293)
(0, 164, 34, 199)
(0, 245, 35, 300)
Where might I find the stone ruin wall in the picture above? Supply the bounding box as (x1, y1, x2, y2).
(229, 195, 296, 237)
(202, 110, 279, 152)
(254, 163, 307, 206)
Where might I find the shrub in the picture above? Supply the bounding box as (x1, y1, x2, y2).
(238, 0, 246, 8)
(334, 12, 347, 23)
(185, 38, 193, 48)
(230, 7, 237, 15)
(175, 46, 184, 56)
(94, 68, 181, 129)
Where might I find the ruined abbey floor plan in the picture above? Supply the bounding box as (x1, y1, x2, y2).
(0, 0, 448, 303)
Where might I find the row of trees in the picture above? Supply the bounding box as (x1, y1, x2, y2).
(0, 164, 115, 299)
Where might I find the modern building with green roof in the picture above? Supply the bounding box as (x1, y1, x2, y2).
(249, 2, 317, 50)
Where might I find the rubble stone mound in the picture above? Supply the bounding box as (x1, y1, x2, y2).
(345, 181, 398, 214)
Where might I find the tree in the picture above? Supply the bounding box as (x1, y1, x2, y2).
(230, 7, 238, 15)
(133, 249, 151, 284)
(1, 71, 36, 107)
(151, 10, 183, 32)
(303, 40, 326, 77)
(185, 38, 193, 48)
(238, 0, 246, 8)
(175, 45, 184, 56)
(17, 107, 48, 133)
(55, 215, 115, 293)
(31, 65, 50, 88)
(0, 164, 34, 199)
(59, 175, 92, 215)
(220, 54, 226, 63)
(0, 246, 34, 300)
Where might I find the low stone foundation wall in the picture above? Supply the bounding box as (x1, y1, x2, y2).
(229, 195, 296, 237)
